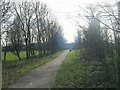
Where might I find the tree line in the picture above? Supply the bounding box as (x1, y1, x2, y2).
(1, 1, 66, 61)
(75, 2, 119, 87)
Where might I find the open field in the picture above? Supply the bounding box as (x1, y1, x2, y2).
(2, 50, 64, 88)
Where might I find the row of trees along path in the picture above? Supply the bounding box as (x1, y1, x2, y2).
(1, 1, 66, 61)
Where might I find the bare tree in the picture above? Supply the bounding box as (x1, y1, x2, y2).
(13, 2, 35, 59)
(7, 16, 23, 60)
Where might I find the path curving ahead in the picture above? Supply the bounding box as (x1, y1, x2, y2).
(9, 50, 69, 88)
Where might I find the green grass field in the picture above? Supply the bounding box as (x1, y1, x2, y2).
(53, 50, 117, 88)
(2, 50, 64, 88)
(2, 52, 26, 61)
(2, 51, 40, 61)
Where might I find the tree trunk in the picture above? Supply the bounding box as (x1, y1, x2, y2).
(16, 51, 21, 60)
(4, 51, 7, 61)
(3, 46, 7, 61)
(25, 38, 29, 59)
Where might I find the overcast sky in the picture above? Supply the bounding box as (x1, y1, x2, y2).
(12, 0, 118, 43)
(40, 0, 118, 43)
(40, 0, 99, 43)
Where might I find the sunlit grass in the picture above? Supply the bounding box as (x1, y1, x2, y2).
(1, 51, 42, 61)
(2, 51, 26, 61)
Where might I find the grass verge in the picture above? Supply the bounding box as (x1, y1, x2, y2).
(53, 50, 118, 88)
(2, 50, 64, 88)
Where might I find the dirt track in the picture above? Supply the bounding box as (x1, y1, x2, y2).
(9, 50, 68, 88)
